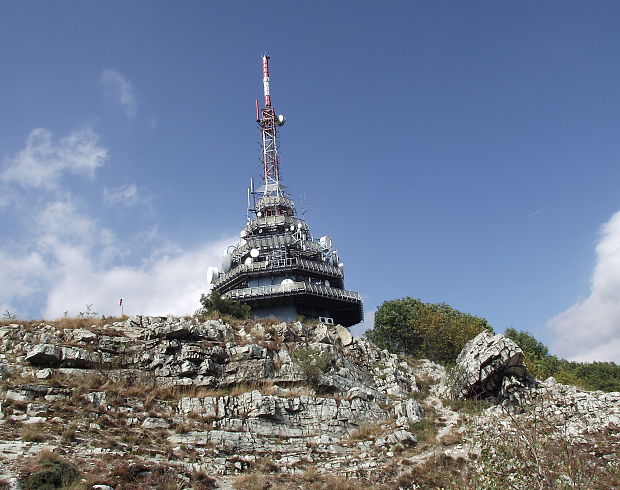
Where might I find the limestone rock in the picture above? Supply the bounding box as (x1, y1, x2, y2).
(142, 417, 170, 429)
(394, 398, 424, 427)
(335, 325, 353, 346)
(25, 344, 63, 367)
(35, 368, 53, 379)
(453, 330, 533, 400)
(25, 344, 100, 368)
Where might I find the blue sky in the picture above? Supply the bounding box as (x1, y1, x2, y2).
(1, 1, 620, 362)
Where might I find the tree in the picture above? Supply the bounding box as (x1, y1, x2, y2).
(366, 297, 493, 363)
(199, 290, 250, 319)
(505, 328, 620, 392)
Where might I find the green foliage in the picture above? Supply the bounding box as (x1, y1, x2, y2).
(23, 458, 79, 490)
(199, 290, 250, 319)
(505, 328, 620, 392)
(366, 297, 493, 363)
(291, 347, 333, 386)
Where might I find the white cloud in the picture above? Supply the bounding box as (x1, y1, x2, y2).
(103, 183, 151, 207)
(1, 126, 233, 320)
(43, 239, 231, 319)
(102, 69, 137, 118)
(0, 250, 50, 316)
(547, 210, 620, 362)
(1, 128, 107, 189)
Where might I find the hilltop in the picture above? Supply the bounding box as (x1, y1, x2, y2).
(0, 316, 618, 489)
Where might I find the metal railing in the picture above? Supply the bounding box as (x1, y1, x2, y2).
(222, 281, 362, 303)
(255, 195, 296, 212)
(212, 257, 343, 290)
(242, 215, 306, 236)
(232, 235, 322, 261)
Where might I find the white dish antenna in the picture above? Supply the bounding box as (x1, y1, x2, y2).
(207, 266, 219, 284)
(221, 254, 232, 273)
(281, 278, 294, 290)
(244, 257, 253, 265)
(319, 236, 333, 250)
(240, 230, 247, 238)
(226, 245, 237, 255)
(325, 280, 330, 287)
(250, 248, 260, 258)
(276, 114, 286, 126)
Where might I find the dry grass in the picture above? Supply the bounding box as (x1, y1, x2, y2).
(395, 453, 468, 489)
(438, 429, 463, 446)
(234, 473, 271, 490)
(233, 472, 386, 490)
(348, 422, 382, 441)
(49, 315, 127, 331)
(20, 424, 47, 442)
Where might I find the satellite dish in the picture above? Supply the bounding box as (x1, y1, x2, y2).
(289, 225, 295, 231)
(250, 248, 260, 258)
(221, 254, 232, 273)
(338, 263, 344, 269)
(257, 211, 263, 217)
(240, 230, 247, 238)
(207, 266, 219, 284)
(281, 278, 294, 290)
(325, 280, 330, 287)
(244, 257, 253, 265)
(226, 245, 237, 255)
(320, 236, 333, 250)
(276, 114, 286, 126)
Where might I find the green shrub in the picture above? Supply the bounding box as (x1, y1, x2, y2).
(23, 458, 79, 490)
(505, 328, 620, 392)
(366, 297, 493, 363)
(199, 290, 250, 319)
(291, 347, 333, 386)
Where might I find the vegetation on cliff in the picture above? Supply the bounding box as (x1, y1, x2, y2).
(365, 297, 493, 363)
(506, 328, 620, 392)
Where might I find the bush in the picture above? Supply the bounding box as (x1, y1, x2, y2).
(505, 328, 620, 392)
(199, 291, 250, 319)
(291, 347, 333, 386)
(366, 297, 493, 363)
(22, 454, 79, 490)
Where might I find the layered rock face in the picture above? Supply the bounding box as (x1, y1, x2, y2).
(0, 318, 617, 488)
(0, 317, 423, 483)
(452, 330, 535, 402)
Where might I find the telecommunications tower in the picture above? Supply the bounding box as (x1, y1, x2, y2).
(208, 55, 363, 326)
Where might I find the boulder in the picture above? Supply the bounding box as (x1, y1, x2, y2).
(25, 344, 63, 367)
(394, 398, 424, 427)
(453, 330, 533, 401)
(335, 325, 353, 347)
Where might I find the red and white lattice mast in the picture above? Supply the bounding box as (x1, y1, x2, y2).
(257, 54, 286, 197)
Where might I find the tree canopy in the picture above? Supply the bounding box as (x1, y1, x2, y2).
(365, 297, 493, 363)
(505, 328, 620, 392)
(199, 290, 250, 319)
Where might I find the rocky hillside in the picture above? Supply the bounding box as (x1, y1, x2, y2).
(0, 317, 618, 489)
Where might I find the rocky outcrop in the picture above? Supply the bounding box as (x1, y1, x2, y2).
(1, 318, 617, 488)
(452, 330, 534, 401)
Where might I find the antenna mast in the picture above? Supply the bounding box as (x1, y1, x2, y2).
(258, 54, 286, 197)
